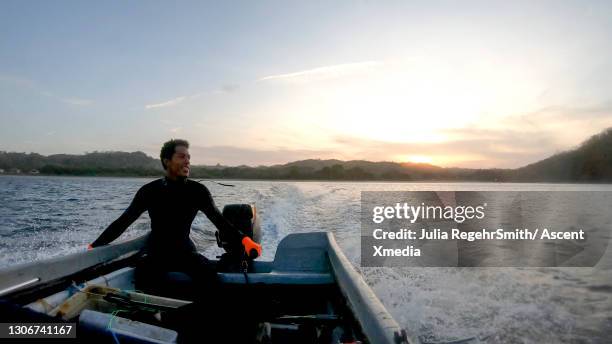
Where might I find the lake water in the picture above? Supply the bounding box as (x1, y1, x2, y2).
(1, 175, 611, 343)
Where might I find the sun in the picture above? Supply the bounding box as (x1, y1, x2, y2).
(400, 155, 433, 164)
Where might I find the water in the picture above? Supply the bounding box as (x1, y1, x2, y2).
(1, 175, 611, 343)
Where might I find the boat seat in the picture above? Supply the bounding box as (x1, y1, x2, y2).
(218, 272, 334, 285)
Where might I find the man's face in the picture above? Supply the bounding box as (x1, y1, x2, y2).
(166, 145, 190, 178)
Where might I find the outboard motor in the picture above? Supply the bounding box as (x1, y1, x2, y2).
(216, 204, 260, 270)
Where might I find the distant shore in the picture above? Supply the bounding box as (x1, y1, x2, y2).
(2, 128, 612, 183)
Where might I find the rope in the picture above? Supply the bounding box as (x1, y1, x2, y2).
(70, 286, 163, 343)
(107, 309, 129, 344)
(67, 282, 83, 297)
(242, 259, 250, 285)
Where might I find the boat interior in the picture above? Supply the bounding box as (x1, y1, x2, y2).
(3, 233, 369, 344)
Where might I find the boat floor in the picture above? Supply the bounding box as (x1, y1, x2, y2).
(26, 265, 366, 344)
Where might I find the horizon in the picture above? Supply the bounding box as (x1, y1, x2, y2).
(2, 2, 612, 168)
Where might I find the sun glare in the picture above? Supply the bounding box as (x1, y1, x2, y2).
(266, 53, 543, 167)
(311, 55, 542, 147)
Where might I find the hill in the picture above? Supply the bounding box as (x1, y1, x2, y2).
(0, 151, 161, 176)
(513, 128, 612, 182)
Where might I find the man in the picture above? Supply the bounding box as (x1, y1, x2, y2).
(89, 139, 261, 297)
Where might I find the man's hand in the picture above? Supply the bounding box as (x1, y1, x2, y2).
(242, 237, 262, 259)
(87, 244, 93, 251)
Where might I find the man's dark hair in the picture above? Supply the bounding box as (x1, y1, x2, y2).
(160, 139, 189, 170)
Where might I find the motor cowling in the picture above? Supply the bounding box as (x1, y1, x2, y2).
(216, 204, 260, 257)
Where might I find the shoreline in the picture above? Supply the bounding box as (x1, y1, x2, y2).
(1, 174, 612, 185)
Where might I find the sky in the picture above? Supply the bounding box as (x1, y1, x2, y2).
(1, 1, 612, 168)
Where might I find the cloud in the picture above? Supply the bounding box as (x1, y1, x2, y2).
(330, 101, 612, 169)
(145, 96, 187, 109)
(221, 84, 240, 93)
(259, 61, 383, 83)
(1, 75, 92, 106)
(514, 103, 612, 126)
(145, 84, 240, 109)
(60, 97, 93, 106)
(329, 131, 557, 169)
(170, 127, 182, 134)
(188, 145, 337, 166)
(0, 75, 36, 88)
(44, 93, 92, 106)
(177, 103, 612, 168)
(186, 132, 554, 168)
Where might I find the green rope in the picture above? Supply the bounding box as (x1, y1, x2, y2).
(107, 309, 128, 330)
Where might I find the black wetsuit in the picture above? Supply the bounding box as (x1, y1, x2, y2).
(91, 177, 244, 296)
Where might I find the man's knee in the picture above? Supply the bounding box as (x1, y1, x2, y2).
(184, 253, 218, 280)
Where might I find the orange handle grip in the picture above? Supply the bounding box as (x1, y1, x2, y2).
(242, 237, 261, 259)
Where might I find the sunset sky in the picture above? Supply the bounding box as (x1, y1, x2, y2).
(1, 1, 612, 168)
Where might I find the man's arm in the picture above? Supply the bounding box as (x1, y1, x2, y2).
(198, 184, 245, 243)
(90, 187, 147, 247)
(198, 183, 261, 258)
